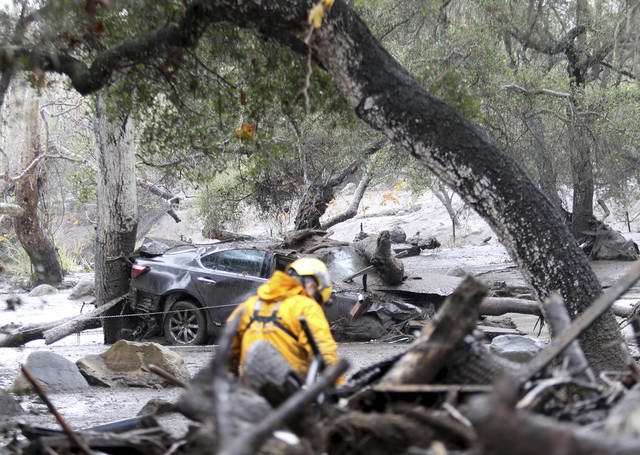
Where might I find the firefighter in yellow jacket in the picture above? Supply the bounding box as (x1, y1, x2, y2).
(227, 257, 345, 386)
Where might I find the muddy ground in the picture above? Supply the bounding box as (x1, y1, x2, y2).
(0, 340, 408, 442)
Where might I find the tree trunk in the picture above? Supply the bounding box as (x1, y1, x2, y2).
(93, 90, 138, 344)
(294, 183, 334, 230)
(524, 109, 563, 210)
(13, 90, 63, 285)
(322, 170, 370, 230)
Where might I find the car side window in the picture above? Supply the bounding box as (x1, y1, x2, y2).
(200, 249, 268, 277)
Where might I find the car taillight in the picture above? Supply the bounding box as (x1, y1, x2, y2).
(131, 264, 149, 278)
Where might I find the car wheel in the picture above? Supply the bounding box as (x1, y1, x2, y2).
(163, 300, 207, 345)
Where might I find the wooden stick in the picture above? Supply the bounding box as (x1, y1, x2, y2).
(372, 384, 493, 393)
(20, 365, 94, 455)
(146, 364, 187, 388)
(517, 260, 640, 386)
(540, 292, 595, 382)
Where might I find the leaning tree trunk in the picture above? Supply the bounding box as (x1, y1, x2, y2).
(93, 90, 138, 344)
(231, 0, 623, 372)
(14, 90, 63, 285)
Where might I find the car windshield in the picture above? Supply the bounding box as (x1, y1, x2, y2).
(200, 249, 268, 277)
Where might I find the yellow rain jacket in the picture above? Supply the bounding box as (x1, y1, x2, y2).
(228, 270, 345, 385)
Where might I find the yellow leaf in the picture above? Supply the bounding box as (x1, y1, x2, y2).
(324, 0, 334, 10)
(308, 3, 324, 29)
(73, 220, 79, 225)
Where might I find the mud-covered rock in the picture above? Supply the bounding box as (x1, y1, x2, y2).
(28, 284, 58, 297)
(76, 340, 190, 388)
(10, 351, 89, 394)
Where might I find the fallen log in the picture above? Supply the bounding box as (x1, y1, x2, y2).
(43, 296, 126, 345)
(381, 275, 488, 385)
(479, 296, 636, 318)
(0, 295, 125, 347)
(354, 230, 405, 285)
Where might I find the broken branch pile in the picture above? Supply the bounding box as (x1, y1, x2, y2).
(10, 264, 640, 455)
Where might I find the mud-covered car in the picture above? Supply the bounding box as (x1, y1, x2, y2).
(127, 239, 301, 345)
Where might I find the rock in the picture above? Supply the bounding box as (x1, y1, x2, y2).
(76, 340, 191, 388)
(0, 389, 24, 416)
(389, 225, 407, 243)
(28, 284, 58, 297)
(446, 266, 467, 277)
(489, 335, 543, 363)
(10, 352, 89, 395)
(331, 314, 386, 342)
(69, 275, 95, 300)
(406, 232, 441, 250)
(137, 398, 174, 416)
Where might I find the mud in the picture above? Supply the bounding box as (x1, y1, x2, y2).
(0, 341, 406, 440)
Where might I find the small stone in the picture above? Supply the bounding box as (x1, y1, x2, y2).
(28, 284, 58, 297)
(490, 335, 543, 363)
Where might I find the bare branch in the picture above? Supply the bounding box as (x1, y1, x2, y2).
(502, 84, 570, 99)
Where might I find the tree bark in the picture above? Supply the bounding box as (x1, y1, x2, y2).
(13, 90, 63, 284)
(94, 89, 138, 344)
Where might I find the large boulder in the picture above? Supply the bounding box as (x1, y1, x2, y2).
(76, 340, 191, 388)
(69, 275, 95, 300)
(10, 351, 89, 395)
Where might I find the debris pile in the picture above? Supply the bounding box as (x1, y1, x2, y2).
(6, 263, 640, 455)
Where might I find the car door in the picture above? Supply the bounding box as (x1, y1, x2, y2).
(193, 249, 270, 324)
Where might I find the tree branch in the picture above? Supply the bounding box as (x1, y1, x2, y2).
(502, 84, 570, 99)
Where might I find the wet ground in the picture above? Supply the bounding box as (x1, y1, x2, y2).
(0, 340, 406, 442)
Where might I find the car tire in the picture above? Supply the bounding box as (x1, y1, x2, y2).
(163, 300, 207, 345)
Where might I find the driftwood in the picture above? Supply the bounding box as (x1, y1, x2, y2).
(381, 275, 488, 385)
(0, 295, 124, 347)
(540, 293, 595, 382)
(354, 230, 405, 285)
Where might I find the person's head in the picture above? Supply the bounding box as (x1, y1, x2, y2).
(285, 257, 332, 305)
